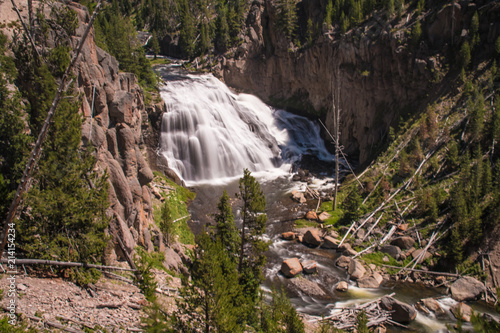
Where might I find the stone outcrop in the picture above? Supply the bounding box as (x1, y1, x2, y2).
(450, 276, 485, 301)
(380, 296, 417, 323)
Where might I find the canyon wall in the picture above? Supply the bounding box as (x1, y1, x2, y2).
(217, 0, 500, 165)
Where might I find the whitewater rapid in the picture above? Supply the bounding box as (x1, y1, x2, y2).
(158, 71, 334, 185)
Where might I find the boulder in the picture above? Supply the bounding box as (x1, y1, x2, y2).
(356, 228, 366, 239)
(411, 249, 432, 263)
(303, 229, 321, 247)
(397, 223, 409, 232)
(291, 190, 306, 203)
(380, 296, 417, 323)
(301, 260, 317, 274)
(281, 258, 303, 278)
(321, 236, 339, 249)
(338, 243, 353, 252)
(348, 259, 366, 280)
(450, 276, 485, 301)
(163, 247, 183, 272)
(335, 255, 351, 269)
(336, 281, 349, 291)
(380, 245, 401, 260)
(318, 211, 331, 221)
(288, 276, 326, 297)
(451, 302, 473, 322)
(391, 237, 415, 250)
(357, 275, 381, 288)
(421, 298, 445, 315)
(343, 247, 358, 256)
(329, 230, 340, 238)
(281, 232, 296, 240)
(305, 211, 318, 220)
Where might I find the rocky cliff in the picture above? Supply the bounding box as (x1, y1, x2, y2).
(215, 0, 500, 165)
(70, 4, 156, 263)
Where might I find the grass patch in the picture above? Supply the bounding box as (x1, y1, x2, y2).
(150, 58, 172, 66)
(153, 172, 196, 245)
(294, 219, 318, 228)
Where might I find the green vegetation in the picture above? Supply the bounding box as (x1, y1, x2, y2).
(145, 170, 303, 332)
(153, 172, 196, 245)
(0, 7, 109, 286)
(134, 248, 159, 301)
(92, 0, 157, 88)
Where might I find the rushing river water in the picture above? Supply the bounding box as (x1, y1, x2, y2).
(156, 65, 497, 332)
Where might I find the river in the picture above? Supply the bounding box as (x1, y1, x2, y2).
(155, 65, 495, 332)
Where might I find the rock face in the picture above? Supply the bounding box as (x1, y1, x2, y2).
(218, 2, 434, 164)
(303, 229, 322, 247)
(70, 4, 157, 264)
(380, 296, 417, 323)
(450, 276, 485, 301)
(281, 258, 303, 278)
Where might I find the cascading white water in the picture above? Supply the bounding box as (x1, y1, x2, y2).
(159, 71, 334, 184)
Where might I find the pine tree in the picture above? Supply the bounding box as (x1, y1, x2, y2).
(237, 169, 269, 301)
(215, 4, 229, 53)
(343, 188, 362, 222)
(160, 201, 174, 245)
(178, 0, 196, 58)
(259, 288, 305, 333)
(174, 233, 243, 333)
(276, 0, 298, 40)
(149, 31, 161, 59)
(325, 0, 333, 28)
(214, 190, 240, 261)
(411, 21, 422, 49)
(460, 41, 471, 69)
(471, 12, 479, 48)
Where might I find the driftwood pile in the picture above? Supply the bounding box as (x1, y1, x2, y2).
(316, 293, 407, 331)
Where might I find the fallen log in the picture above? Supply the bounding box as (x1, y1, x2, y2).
(0, 259, 136, 272)
(382, 265, 461, 277)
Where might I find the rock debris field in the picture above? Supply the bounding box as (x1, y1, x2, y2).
(0, 274, 150, 332)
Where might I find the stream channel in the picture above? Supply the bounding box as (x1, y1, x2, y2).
(156, 65, 495, 332)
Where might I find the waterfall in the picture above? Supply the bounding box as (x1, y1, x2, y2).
(159, 70, 334, 184)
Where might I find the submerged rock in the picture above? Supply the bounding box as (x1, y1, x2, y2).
(301, 260, 318, 274)
(451, 302, 473, 322)
(420, 298, 445, 315)
(336, 281, 349, 291)
(380, 296, 417, 323)
(281, 231, 296, 240)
